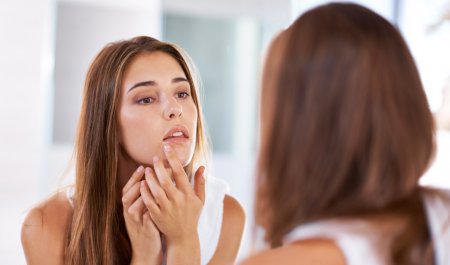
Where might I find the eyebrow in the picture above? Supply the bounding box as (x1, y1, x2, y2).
(127, 77, 189, 93)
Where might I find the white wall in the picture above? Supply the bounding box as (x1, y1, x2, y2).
(400, 0, 450, 188)
(0, 0, 54, 263)
(399, 0, 450, 111)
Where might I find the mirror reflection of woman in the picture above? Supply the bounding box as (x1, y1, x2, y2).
(21, 36, 245, 265)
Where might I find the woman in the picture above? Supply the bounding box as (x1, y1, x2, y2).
(242, 3, 449, 265)
(22, 36, 245, 265)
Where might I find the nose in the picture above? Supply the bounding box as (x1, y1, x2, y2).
(163, 97, 182, 120)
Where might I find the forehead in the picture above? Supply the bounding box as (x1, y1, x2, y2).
(123, 51, 186, 81)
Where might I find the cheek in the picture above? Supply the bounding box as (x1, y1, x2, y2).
(119, 112, 164, 165)
(186, 103, 198, 145)
(186, 102, 198, 129)
(123, 135, 162, 165)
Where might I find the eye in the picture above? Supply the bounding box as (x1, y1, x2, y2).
(137, 97, 155, 104)
(177, 92, 190, 99)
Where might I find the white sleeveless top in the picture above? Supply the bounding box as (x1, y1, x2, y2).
(66, 176, 229, 265)
(283, 189, 450, 265)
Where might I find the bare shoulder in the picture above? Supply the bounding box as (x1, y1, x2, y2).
(21, 190, 73, 265)
(208, 194, 245, 264)
(240, 239, 346, 265)
(223, 194, 245, 227)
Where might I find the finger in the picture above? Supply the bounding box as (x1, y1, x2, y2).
(152, 155, 177, 197)
(152, 156, 172, 185)
(140, 180, 161, 215)
(162, 144, 190, 190)
(142, 211, 158, 230)
(122, 182, 142, 209)
(142, 211, 162, 235)
(126, 196, 146, 224)
(122, 165, 144, 195)
(145, 167, 169, 209)
(193, 166, 206, 204)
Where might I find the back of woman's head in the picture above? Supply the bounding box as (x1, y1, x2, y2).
(257, 3, 435, 263)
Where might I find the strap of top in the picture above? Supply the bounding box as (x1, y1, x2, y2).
(197, 176, 229, 264)
(422, 189, 450, 265)
(283, 219, 386, 265)
(66, 185, 75, 207)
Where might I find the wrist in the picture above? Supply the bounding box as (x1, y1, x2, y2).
(167, 234, 201, 265)
(130, 248, 163, 265)
(130, 259, 148, 265)
(166, 231, 200, 249)
(130, 259, 146, 265)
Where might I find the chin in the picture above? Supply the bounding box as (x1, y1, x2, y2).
(132, 144, 195, 168)
(173, 152, 192, 167)
(159, 155, 191, 169)
(172, 144, 195, 165)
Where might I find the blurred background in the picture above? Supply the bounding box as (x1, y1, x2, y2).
(1, 0, 450, 263)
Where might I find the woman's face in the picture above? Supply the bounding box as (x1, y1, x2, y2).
(118, 51, 198, 167)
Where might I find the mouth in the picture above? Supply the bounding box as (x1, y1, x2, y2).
(163, 125, 190, 143)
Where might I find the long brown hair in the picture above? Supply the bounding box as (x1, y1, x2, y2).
(65, 36, 209, 265)
(256, 3, 435, 264)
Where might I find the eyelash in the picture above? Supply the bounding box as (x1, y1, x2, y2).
(136, 92, 190, 105)
(177, 92, 190, 99)
(137, 97, 155, 104)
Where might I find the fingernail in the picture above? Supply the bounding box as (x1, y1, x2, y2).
(163, 144, 172, 152)
(153, 156, 159, 163)
(137, 166, 144, 172)
(145, 167, 151, 174)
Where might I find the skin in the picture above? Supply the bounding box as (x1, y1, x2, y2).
(21, 51, 245, 265)
(239, 239, 346, 265)
(117, 51, 198, 179)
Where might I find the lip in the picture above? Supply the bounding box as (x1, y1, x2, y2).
(163, 125, 190, 143)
